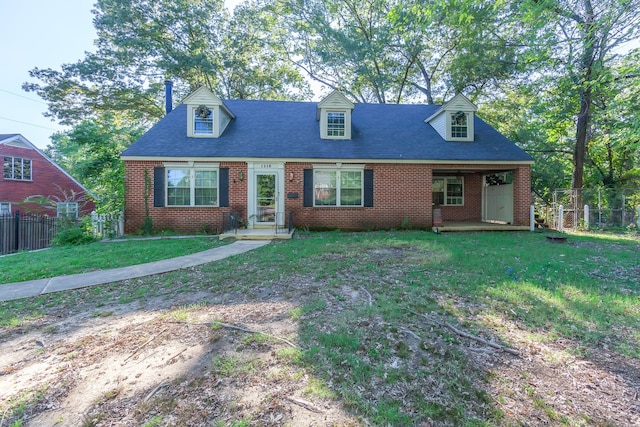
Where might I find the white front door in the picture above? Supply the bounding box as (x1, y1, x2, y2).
(483, 175, 514, 224)
(247, 162, 284, 228)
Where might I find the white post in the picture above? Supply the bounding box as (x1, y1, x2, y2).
(558, 205, 564, 232)
(530, 205, 535, 232)
(91, 211, 98, 237)
(637, 205, 640, 230)
(584, 205, 589, 230)
(118, 212, 125, 237)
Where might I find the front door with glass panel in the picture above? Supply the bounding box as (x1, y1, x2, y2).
(255, 173, 277, 224)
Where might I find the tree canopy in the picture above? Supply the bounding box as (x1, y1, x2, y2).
(23, 0, 640, 211)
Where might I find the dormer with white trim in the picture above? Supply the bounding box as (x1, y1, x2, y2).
(425, 93, 477, 142)
(183, 86, 235, 138)
(317, 90, 355, 140)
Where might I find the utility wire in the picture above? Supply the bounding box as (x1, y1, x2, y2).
(0, 116, 59, 131)
(0, 88, 48, 104)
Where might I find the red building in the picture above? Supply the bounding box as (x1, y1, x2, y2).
(1, 134, 95, 216)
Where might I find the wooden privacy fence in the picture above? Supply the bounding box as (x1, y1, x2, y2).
(0, 212, 59, 255)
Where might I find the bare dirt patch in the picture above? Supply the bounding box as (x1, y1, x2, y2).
(1, 240, 640, 426)
(0, 286, 361, 426)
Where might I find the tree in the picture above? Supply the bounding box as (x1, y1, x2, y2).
(24, 0, 310, 126)
(45, 115, 144, 214)
(480, 86, 575, 203)
(280, 0, 522, 104)
(586, 48, 640, 189)
(521, 0, 640, 191)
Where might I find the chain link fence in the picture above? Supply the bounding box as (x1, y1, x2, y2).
(546, 188, 640, 231)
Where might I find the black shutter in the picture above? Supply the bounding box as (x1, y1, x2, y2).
(219, 168, 229, 207)
(153, 167, 165, 207)
(364, 169, 374, 207)
(303, 169, 313, 207)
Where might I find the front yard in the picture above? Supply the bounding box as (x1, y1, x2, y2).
(1, 231, 639, 425)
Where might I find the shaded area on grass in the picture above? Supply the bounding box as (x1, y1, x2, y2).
(1, 231, 639, 425)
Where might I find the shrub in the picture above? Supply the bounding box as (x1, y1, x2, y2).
(52, 218, 97, 246)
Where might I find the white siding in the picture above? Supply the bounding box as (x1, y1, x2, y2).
(430, 113, 447, 140)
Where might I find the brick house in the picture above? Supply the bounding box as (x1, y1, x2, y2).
(0, 134, 95, 216)
(121, 84, 533, 234)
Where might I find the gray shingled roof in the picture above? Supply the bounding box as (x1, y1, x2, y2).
(121, 100, 533, 162)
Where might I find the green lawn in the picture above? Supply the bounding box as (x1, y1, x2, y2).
(1, 230, 638, 425)
(0, 237, 226, 284)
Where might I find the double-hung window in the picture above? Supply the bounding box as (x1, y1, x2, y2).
(327, 112, 346, 137)
(0, 203, 11, 215)
(57, 202, 78, 218)
(194, 106, 214, 135)
(450, 111, 468, 138)
(314, 168, 363, 207)
(433, 177, 464, 206)
(3, 156, 32, 180)
(166, 167, 218, 206)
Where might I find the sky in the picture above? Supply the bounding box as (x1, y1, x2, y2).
(0, 1, 97, 149)
(0, 0, 240, 150)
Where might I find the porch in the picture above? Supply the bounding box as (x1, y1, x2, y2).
(435, 221, 530, 232)
(219, 227, 295, 240)
(219, 211, 295, 240)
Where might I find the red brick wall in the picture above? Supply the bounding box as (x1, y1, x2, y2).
(286, 163, 434, 230)
(513, 165, 532, 226)
(124, 160, 531, 233)
(0, 145, 95, 215)
(124, 161, 247, 234)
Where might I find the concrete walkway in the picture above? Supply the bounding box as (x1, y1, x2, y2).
(0, 240, 270, 302)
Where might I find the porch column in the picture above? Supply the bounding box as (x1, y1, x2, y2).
(513, 165, 532, 226)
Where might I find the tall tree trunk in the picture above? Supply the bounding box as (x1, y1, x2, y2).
(571, 0, 596, 208)
(572, 90, 590, 191)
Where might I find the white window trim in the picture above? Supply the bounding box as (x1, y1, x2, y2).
(0, 202, 11, 215)
(312, 164, 364, 207)
(188, 105, 219, 138)
(320, 109, 351, 139)
(57, 202, 79, 218)
(165, 164, 220, 207)
(433, 176, 464, 206)
(446, 112, 473, 141)
(3, 156, 33, 181)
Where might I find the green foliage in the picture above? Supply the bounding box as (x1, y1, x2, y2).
(281, 0, 522, 104)
(142, 169, 153, 235)
(52, 217, 97, 246)
(514, 0, 640, 190)
(44, 115, 143, 214)
(24, 0, 310, 128)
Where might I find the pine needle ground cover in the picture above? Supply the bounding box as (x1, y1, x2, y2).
(1, 231, 638, 426)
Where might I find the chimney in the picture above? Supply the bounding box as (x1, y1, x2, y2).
(164, 79, 173, 114)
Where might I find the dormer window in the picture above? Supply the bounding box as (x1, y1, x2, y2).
(183, 86, 235, 138)
(327, 112, 346, 137)
(451, 111, 468, 138)
(425, 93, 477, 142)
(194, 105, 213, 135)
(318, 90, 355, 140)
